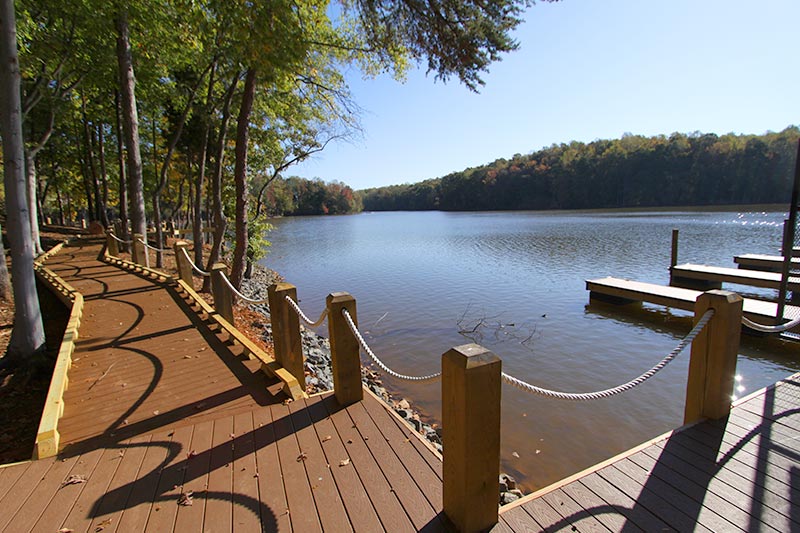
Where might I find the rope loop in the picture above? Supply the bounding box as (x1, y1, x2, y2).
(502, 309, 715, 401)
(742, 315, 800, 333)
(285, 296, 328, 327)
(108, 233, 132, 244)
(218, 271, 270, 305)
(137, 237, 169, 253)
(180, 247, 211, 277)
(341, 308, 442, 383)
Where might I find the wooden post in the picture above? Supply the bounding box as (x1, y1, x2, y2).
(326, 292, 362, 406)
(671, 228, 679, 268)
(684, 290, 743, 424)
(210, 263, 234, 325)
(173, 241, 193, 286)
(268, 283, 305, 391)
(106, 230, 119, 258)
(442, 343, 501, 533)
(132, 233, 145, 266)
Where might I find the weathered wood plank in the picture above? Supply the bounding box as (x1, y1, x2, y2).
(272, 403, 323, 532)
(288, 398, 352, 532)
(323, 395, 416, 532)
(306, 395, 383, 532)
(251, 406, 291, 532)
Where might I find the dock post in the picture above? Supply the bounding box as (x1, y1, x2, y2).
(106, 230, 119, 258)
(132, 233, 145, 266)
(684, 290, 743, 424)
(326, 292, 363, 406)
(173, 241, 193, 286)
(442, 344, 501, 533)
(671, 229, 679, 268)
(268, 283, 305, 391)
(210, 263, 235, 325)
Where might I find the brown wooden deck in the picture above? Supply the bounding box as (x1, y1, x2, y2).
(497, 373, 800, 532)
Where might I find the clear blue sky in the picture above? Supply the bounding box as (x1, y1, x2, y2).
(291, 0, 800, 190)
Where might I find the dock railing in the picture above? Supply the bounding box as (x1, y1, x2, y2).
(174, 246, 747, 532)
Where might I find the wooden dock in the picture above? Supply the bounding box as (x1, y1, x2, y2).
(498, 373, 800, 532)
(586, 276, 798, 328)
(671, 262, 800, 292)
(2, 239, 798, 532)
(734, 253, 800, 272)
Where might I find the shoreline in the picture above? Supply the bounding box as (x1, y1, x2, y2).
(241, 263, 525, 504)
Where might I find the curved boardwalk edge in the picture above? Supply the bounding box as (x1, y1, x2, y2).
(32, 258, 84, 460)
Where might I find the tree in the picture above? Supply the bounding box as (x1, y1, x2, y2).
(0, 0, 46, 362)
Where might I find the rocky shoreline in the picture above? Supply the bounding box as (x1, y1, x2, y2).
(241, 264, 524, 505)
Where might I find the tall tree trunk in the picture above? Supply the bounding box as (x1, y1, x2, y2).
(0, 0, 45, 360)
(194, 60, 215, 266)
(0, 223, 9, 302)
(203, 72, 240, 292)
(230, 68, 256, 290)
(82, 103, 104, 226)
(97, 123, 110, 227)
(56, 185, 64, 226)
(114, 90, 129, 251)
(115, 10, 146, 239)
(23, 110, 53, 255)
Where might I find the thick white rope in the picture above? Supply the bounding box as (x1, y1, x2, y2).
(342, 308, 442, 383)
(742, 315, 800, 333)
(502, 309, 715, 401)
(180, 247, 211, 277)
(218, 271, 270, 305)
(137, 237, 169, 253)
(108, 233, 132, 244)
(285, 296, 329, 327)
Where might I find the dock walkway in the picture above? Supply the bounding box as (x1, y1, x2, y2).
(671, 262, 800, 292)
(734, 253, 800, 272)
(498, 373, 800, 532)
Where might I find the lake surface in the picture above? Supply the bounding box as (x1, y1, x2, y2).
(261, 208, 800, 490)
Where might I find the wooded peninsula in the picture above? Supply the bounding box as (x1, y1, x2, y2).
(359, 126, 799, 211)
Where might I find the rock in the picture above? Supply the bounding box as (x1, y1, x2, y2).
(397, 398, 410, 410)
(499, 480, 509, 493)
(501, 474, 517, 491)
(500, 491, 520, 505)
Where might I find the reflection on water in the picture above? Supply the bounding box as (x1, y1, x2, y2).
(263, 208, 800, 491)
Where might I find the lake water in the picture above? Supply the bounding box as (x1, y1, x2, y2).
(261, 208, 800, 491)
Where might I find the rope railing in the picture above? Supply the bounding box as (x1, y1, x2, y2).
(137, 237, 170, 254)
(218, 271, 270, 305)
(742, 314, 800, 333)
(108, 233, 132, 244)
(501, 309, 715, 401)
(341, 308, 442, 383)
(180, 247, 211, 277)
(285, 296, 328, 327)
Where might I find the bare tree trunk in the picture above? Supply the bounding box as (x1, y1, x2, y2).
(0, 0, 45, 360)
(23, 110, 53, 254)
(203, 72, 240, 292)
(115, 10, 146, 239)
(97, 123, 110, 226)
(114, 90, 129, 251)
(56, 185, 64, 225)
(194, 60, 215, 266)
(0, 225, 9, 301)
(231, 68, 256, 290)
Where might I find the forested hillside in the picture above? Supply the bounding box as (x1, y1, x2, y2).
(361, 127, 800, 211)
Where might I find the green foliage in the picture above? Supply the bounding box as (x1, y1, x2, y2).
(260, 176, 362, 216)
(361, 127, 800, 211)
(246, 216, 273, 264)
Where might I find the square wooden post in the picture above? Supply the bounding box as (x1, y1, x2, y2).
(442, 344, 502, 533)
(173, 241, 193, 287)
(132, 233, 145, 266)
(326, 292, 362, 406)
(210, 263, 234, 325)
(684, 290, 743, 424)
(106, 230, 119, 258)
(268, 283, 305, 391)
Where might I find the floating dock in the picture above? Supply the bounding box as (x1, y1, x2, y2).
(734, 253, 800, 272)
(671, 263, 800, 293)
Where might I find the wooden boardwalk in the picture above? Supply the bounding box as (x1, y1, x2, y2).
(498, 373, 800, 532)
(2, 240, 799, 532)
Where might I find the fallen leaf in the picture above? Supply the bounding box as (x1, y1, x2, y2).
(62, 474, 88, 486)
(153, 410, 160, 415)
(58, 528, 74, 532)
(282, 399, 293, 405)
(94, 518, 112, 531)
(321, 435, 332, 442)
(296, 452, 308, 462)
(230, 433, 236, 439)
(177, 491, 193, 506)
(512, 451, 520, 458)
(339, 458, 351, 467)
(187, 450, 196, 459)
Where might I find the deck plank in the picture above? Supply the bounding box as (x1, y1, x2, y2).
(202, 416, 235, 532)
(7, 454, 80, 532)
(0, 457, 57, 531)
(140, 425, 194, 532)
(173, 420, 215, 533)
(306, 395, 384, 532)
(323, 395, 416, 532)
(230, 412, 262, 533)
(539, 488, 611, 532)
(250, 406, 291, 532)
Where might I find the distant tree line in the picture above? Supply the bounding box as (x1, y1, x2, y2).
(257, 177, 362, 217)
(360, 127, 800, 211)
